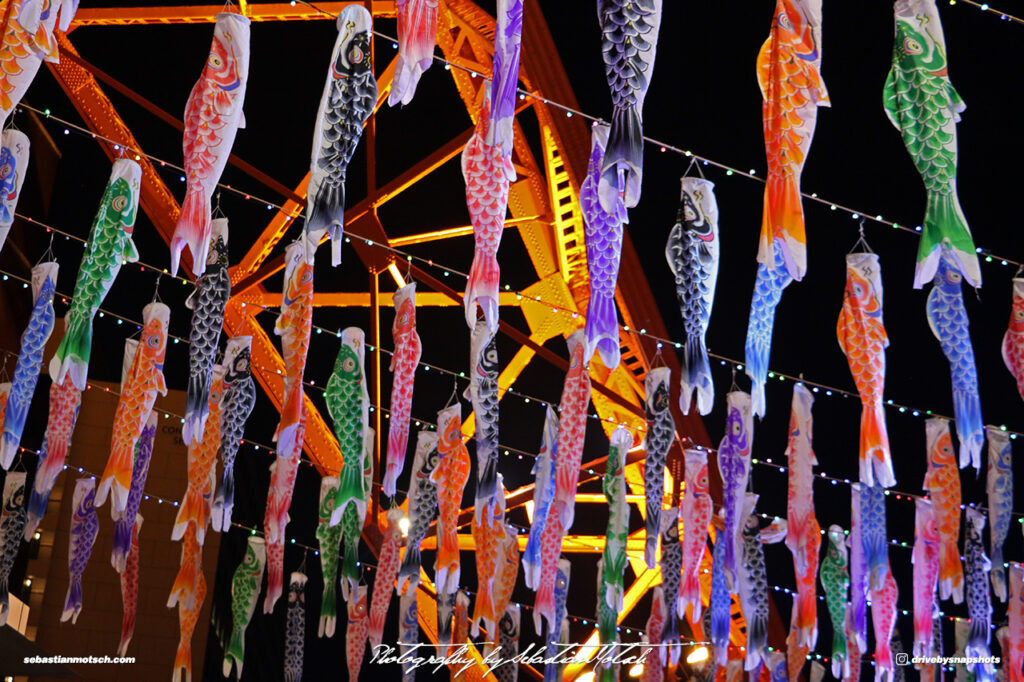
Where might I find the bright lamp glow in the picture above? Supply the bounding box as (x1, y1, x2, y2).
(686, 646, 710, 664)
(628, 663, 644, 677)
(398, 516, 410, 537)
(576, 673, 596, 682)
(387, 262, 407, 288)
(525, 500, 535, 523)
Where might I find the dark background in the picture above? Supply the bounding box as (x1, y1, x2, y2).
(1, 0, 1022, 680)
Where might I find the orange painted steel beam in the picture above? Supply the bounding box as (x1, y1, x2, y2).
(259, 291, 523, 308)
(58, 50, 306, 205)
(389, 215, 545, 247)
(223, 300, 342, 473)
(231, 52, 398, 285)
(231, 117, 468, 294)
(46, 33, 185, 270)
(69, 3, 397, 27)
(409, 262, 644, 420)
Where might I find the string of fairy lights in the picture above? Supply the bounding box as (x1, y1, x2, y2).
(4, 1, 1020, 668)
(4, 237, 1024, 550)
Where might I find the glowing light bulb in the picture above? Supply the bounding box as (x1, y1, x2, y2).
(686, 646, 710, 664)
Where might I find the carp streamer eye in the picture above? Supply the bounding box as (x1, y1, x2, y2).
(208, 53, 224, 69)
(903, 38, 923, 55)
(112, 195, 129, 212)
(348, 45, 364, 64)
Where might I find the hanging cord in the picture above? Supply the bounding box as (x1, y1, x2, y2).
(848, 219, 875, 255)
(35, 231, 55, 265)
(682, 155, 707, 180)
(151, 272, 164, 303)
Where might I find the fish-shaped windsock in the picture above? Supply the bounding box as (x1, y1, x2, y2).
(462, 91, 514, 332)
(745, 240, 792, 417)
(97, 302, 169, 513)
(953, 620, 971, 682)
(383, 282, 422, 497)
(0, 129, 29, 254)
(596, 559, 620, 682)
(679, 448, 712, 622)
(223, 535, 266, 678)
(305, 6, 377, 266)
(844, 612, 863, 682)
(61, 477, 98, 624)
(718, 390, 753, 591)
(848, 484, 869, 651)
(437, 589, 455, 659)
(666, 177, 720, 415)
(172, 366, 224, 545)
(284, 572, 307, 682)
(926, 254, 984, 472)
(756, 0, 829, 282)
(315, 476, 341, 638)
(837, 252, 893, 488)
(820, 525, 850, 679)
(544, 558, 571, 682)
(870, 567, 899, 682)
(171, 546, 207, 682)
(1008, 564, 1024, 682)
(263, 416, 305, 614)
(643, 586, 667, 682)
(858, 481, 889, 592)
(367, 508, 404, 649)
(398, 591, 418, 682)
(923, 417, 964, 603)
(912, 498, 941, 660)
(491, 519, 520, 638)
(110, 412, 155, 572)
(25, 369, 82, 537)
(785, 383, 820, 648)
(117, 515, 142, 656)
(389, 0, 438, 106)
(171, 12, 249, 277)
(1002, 278, 1024, 404)
(346, 584, 369, 679)
(524, 406, 558, 590)
(493, 604, 521, 682)
(986, 428, 1013, 602)
(328, 327, 369, 528)
(433, 404, 471, 595)
(709, 512, 731, 667)
(183, 217, 230, 445)
(738, 494, 770, 672)
(552, 329, 591, 531)
(965, 508, 995, 682)
(212, 335, 256, 532)
(0, 260, 57, 469)
(535, 331, 591, 628)
(397, 429, 439, 596)
(340, 428, 373, 604)
(471, 478, 507, 638)
(659, 507, 683, 666)
(0, 471, 27, 626)
(489, 0, 522, 160)
(49, 159, 140, 391)
(601, 427, 631, 613)
(643, 367, 673, 569)
(167, 524, 202, 611)
(465, 319, 501, 524)
(883, 0, 979, 289)
(0, 0, 77, 131)
(787, 614, 810, 682)
(596, 0, 662, 215)
(769, 651, 788, 682)
(451, 590, 470, 665)
(582, 123, 625, 370)
(274, 242, 314, 458)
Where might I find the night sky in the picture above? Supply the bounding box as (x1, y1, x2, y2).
(3, 1, 1023, 680)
